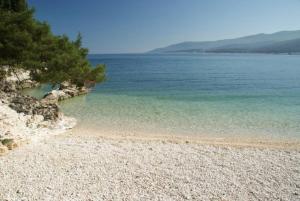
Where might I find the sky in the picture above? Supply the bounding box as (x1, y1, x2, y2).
(28, 0, 300, 54)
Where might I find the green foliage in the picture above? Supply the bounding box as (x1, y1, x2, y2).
(0, 0, 27, 12)
(0, 4, 34, 66)
(0, 0, 106, 87)
(1, 138, 14, 146)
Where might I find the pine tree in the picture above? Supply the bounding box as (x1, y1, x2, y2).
(0, 0, 106, 88)
(0, 0, 27, 12)
(14, 0, 27, 12)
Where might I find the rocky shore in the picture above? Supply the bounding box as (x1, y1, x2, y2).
(4, 69, 40, 90)
(0, 79, 77, 155)
(43, 81, 89, 103)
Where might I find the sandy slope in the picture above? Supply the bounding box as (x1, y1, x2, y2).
(0, 134, 299, 201)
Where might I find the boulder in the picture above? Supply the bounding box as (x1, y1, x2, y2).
(63, 88, 78, 97)
(43, 85, 89, 103)
(43, 90, 61, 103)
(0, 80, 17, 93)
(43, 89, 72, 102)
(78, 86, 89, 95)
(59, 81, 72, 90)
(1, 69, 39, 91)
(9, 94, 60, 121)
(18, 80, 40, 89)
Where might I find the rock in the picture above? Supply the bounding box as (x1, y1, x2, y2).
(0, 79, 77, 155)
(59, 81, 71, 90)
(0, 145, 8, 155)
(1, 69, 38, 91)
(43, 85, 89, 103)
(79, 87, 89, 95)
(43, 90, 61, 103)
(26, 115, 45, 128)
(9, 94, 60, 121)
(9, 95, 39, 115)
(18, 79, 40, 89)
(1, 139, 18, 150)
(63, 88, 78, 97)
(0, 80, 17, 93)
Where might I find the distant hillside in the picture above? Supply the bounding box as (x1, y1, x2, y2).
(149, 30, 300, 54)
(253, 38, 300, 53)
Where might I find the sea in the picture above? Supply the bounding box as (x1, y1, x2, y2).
(25, 53, 300, 141)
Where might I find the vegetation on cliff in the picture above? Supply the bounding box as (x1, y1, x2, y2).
(0, 0, 105, 87)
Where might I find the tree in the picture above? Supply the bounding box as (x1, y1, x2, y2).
(0, 0, 35, 81)
(30, 33, 106, 87)
(0, 0, 27, 12)
(0, 0, 106, 88)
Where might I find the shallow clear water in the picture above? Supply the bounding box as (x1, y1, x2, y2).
(26, 54, 300, 141)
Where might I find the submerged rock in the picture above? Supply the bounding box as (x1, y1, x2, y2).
(43, 83, 89, 103)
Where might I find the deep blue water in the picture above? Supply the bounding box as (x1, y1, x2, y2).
(28, 54, 300, 141)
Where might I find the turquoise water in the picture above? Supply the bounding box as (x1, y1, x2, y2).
(27, 54, 300, 141)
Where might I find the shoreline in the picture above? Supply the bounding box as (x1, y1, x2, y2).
(67, 126, 300, 150)
(1, 92, 299, 200)
(1, 70, 299, 200)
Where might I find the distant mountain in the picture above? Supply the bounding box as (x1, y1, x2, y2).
(253, 38, 300, 53)
(148, 30, 300, 54)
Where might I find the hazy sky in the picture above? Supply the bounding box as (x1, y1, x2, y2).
(28, 0, 300, 53)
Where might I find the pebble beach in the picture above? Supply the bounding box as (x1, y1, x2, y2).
(0, 133, 299, 201)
